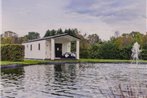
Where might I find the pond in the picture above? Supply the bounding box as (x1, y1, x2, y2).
(1, 63, 147, 98)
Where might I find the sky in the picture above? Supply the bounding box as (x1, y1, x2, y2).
(2, 0, 147, 40)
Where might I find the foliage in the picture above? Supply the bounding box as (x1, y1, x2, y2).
(77, 33, 91, 58)
(141, 49, 147, 60)
(25, 32, 40, 40)
(1, 44, 24, 61)
(1, 34, 23, 44)
(2, 29, 146, 60)
(80, 49, 90, 58)
(44, 28, 78, 37)
(142, 34, 147, 49)
(87, 34, 101, 45)
(89, 43, 101, 58)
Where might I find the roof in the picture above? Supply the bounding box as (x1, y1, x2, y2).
(23, 33, 80, 43)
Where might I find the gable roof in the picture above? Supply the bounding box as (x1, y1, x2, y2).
(23, 33, 80, 43)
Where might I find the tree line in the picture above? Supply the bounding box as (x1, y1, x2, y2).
(1, 29, 147, 60)
(80, 31, 147, 60)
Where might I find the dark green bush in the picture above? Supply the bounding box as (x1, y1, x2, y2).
(88, 42, 133, 60)
(141, 49, 147, 60)
(89, 44, 101, 59)
(80, 49, 90, 58)
(1, 44, 24, 61)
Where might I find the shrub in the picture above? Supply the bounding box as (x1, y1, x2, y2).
(98, 42, 121, 59)
(89, 44, 101, 59)
(1, 44, 24, 61)
(141, 49, 147, 60)
(80, 49, 90, 58)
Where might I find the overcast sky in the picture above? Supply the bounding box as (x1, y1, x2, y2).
(2, 0, 147, 40)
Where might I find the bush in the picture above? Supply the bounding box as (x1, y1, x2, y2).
(141, 49, 147, 60)
(80, 49, 90, 58)
(1, 44, 24, 61)
(88, 42, 132, 60)
(89, 44, 101, 59)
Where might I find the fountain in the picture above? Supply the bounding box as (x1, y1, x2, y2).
(129, 42, 147, 97)
(131, 42, 141, 64)
(99, 42, 147, 98)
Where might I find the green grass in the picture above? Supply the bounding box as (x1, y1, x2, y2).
(1, 59, 147, 66)
(0, 60, 47, 66)
(80, 59, 147, 63)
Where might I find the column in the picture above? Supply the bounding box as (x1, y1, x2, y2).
(76, 40, 80, 59)
(51, 38, 55, 60)
(67, 42, 71, 52)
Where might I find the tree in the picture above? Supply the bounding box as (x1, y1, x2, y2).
(114, 31, 120, 38)
(26, 32, 40, 40)
(87, 34, 101, 45)
(50, 29, 56, 36)
(78, 33, 91, 58)
(44, 30, 51, 37)
(130, 31, 143, 45)
(89, 43, 101, 58)
(142, 34, 147, 49)
(18, 36, 28, 43)
(57, 28, 63, 34)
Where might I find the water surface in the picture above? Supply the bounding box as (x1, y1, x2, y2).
(1, 63, 147, 98)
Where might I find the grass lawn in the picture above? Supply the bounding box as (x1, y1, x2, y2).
(1, 59, 147, 66)
(80, 59, 147, 63)
(0, 60, 47, 66)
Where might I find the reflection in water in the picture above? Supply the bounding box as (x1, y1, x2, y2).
(1, 63, 147, 98)
(54, 64, 78, 82)
(1, 68, 24, 98)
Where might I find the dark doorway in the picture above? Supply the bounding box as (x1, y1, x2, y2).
(55, 43, 62, 58)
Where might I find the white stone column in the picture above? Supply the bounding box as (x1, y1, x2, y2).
(76, 40, 80, 59)
(51, 38, 55, 60)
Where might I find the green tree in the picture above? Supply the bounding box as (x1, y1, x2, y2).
(1, 36, 20, 44)
(26, 32, 40, 40)
(142, 34, 147, 49)
(78, 33, 91, 58)
(44, 30, 51, 37)
(89, 43, 101, 58)
(57, 28, 63, 34)
(98, 41, 120, 59)
(87, 34, 101, 45)
(50, 29, 56, 36)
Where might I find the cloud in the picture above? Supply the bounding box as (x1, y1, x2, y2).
(64, 0, 146, 39)
(66, 0, 145, 24)
(2, 0, 146, 40)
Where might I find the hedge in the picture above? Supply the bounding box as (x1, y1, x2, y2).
(141, 49, 147, 60)
(1, 44, 24, 61)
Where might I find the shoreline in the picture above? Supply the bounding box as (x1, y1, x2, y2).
(1, 59, 147, 69)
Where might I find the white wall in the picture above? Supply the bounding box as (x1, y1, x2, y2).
(22, 40, 46, 59)
(45, 40, 51, 59)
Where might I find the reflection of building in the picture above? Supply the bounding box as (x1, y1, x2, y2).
(54, 64, 79, 77)
(1, 31, 18, 37)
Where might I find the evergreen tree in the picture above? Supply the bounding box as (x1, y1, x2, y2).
(57, 28, 63, 34)
(44, 30, 51, 37)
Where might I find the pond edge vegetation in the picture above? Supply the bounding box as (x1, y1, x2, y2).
(1, 59, 147, 68)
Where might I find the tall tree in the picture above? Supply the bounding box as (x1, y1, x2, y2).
(1, 31, 19, 44)
(57, 28, 63, 34)
(26, 32, 40, 40)
(87, 34, 101, 45)
(44, 30, 51, 37)
(50, 29, 56, 36)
